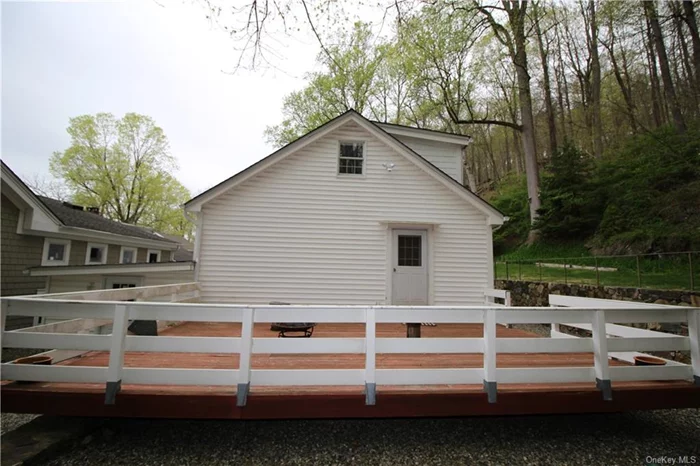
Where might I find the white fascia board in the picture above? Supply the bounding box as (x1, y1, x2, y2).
(28, 262, 195, 277)
(184, 114, 355, 212)
(376, 124, 472, 147)
(353, 117, 505, 224)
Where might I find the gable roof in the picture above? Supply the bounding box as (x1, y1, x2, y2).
(185, 110, 504, 224)
(373, 121, 472, 146)
(38, 196, 175, 243)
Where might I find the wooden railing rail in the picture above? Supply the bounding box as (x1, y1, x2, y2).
(1, 297, 698, 406)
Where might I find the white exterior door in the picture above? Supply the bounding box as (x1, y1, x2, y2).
(391, 229, 428, 305)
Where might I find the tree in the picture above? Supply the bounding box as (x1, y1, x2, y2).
(644, 0, 687, 133)
(50, 113, 193, 237)
(472, 1, 541, 242)
(534, 143, 601, 240)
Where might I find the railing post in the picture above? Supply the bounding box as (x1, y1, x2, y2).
(483, 308, 497, 403)
(689, 253, 695, 292)
(105, 304, 129, 405)
(688, 308, 700, 385)
(237, 307, 254, 407)
(504, 290, 512, 307)
(365, 307, 376, 405)
(591, 310, 612, 400)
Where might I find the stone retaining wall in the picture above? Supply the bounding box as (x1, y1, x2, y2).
(495, 280, 700, 308)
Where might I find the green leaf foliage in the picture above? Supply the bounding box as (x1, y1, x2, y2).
(488, 173, 530, 255)
(592, 126, 700, 254)
(534, 143, 603, 241)
(50, 113, 193, 238)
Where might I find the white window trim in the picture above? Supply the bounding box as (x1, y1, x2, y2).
(84, 242, 108, 265)
(337, 140, 366, 177)
(41, 238, 71, 266)
(120, 246, 138, 264)
(147, 249, 161, 263)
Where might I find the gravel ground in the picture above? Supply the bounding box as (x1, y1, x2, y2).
(1, 413, 40, 434)
(38, 409, 699, 466)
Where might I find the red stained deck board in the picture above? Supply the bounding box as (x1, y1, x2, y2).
(2, 322, 699, 419)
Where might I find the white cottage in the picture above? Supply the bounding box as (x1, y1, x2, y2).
(185, 110, 504, 306)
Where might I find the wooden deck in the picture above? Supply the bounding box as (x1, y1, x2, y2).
(2, 322, 699, 419)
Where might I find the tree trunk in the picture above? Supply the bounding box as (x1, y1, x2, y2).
(534, 3, 557, 156)
(604, 31, 637, 132)
(463, 148, 477, 191)
(683, 1, 700, 110)
(645, 1, 687, 133)
(645, 15, 665, 127)
(509, 3, 541, 242)
(589, 0, 603, 158)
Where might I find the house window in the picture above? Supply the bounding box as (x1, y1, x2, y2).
(147, 250, 161, 263)
(120, 247, 138, 264)
(85, 243, 108, 265)
(398, 235, 422, 267)
(41, 238, 71, 266)
(338, 142, 364, 175)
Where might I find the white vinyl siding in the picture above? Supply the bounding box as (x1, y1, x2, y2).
(197, 121, 491, 306)
(392, 135, 463, 183)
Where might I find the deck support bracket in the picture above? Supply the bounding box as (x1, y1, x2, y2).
(236, 382, 250, 407)
(365, 383, 376, 406)
(483, 380, 497, 403)
(596, 378, 612, 401)
(105, 380, 121, 405)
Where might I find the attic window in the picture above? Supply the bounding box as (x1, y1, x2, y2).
(338, 142, 364, 175)
(147, 250, 161, 263)
(120, 247, 137, 264)
(42, 238, 71, 266)
(85, 243, 108, 265)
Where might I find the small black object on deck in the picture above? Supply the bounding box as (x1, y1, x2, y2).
(270, 322, 316, 337)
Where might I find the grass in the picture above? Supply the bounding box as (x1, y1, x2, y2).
(495, 253, 699, 291)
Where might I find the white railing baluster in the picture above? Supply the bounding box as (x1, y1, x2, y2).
(365, 307, 376, 405)
(105, 304, 130, 404)
(483, 308, 497, 403)
(688, 308, 700, 386)
(237, 307, 254, 407)
(591, 309, 612, 400)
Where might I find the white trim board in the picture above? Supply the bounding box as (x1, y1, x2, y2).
(27, 261, 195, 277)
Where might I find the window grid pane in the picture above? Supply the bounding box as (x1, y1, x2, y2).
(398, 235, 422, 267)
(47, 244, 65, 261)
(339, 143, 364, 175)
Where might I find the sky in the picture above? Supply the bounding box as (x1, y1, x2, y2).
(1, 0, 323, 196)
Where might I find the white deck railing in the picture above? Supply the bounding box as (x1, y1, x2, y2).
(1, 288, 698, 406)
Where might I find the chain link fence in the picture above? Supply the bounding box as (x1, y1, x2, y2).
(495, 251, 699, 291)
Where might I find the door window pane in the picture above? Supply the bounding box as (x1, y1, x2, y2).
(398, 235, 422, 266)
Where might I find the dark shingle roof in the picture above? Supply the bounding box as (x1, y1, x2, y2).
(38, 196, 175, 243)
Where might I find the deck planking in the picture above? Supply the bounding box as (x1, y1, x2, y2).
(2, 322, 699, 419)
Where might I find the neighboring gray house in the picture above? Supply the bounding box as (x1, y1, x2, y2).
(1, 161, 194, 328)
(185, 110, 504, 306)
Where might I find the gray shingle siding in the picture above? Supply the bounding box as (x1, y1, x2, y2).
(1, 194, 46, 329)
